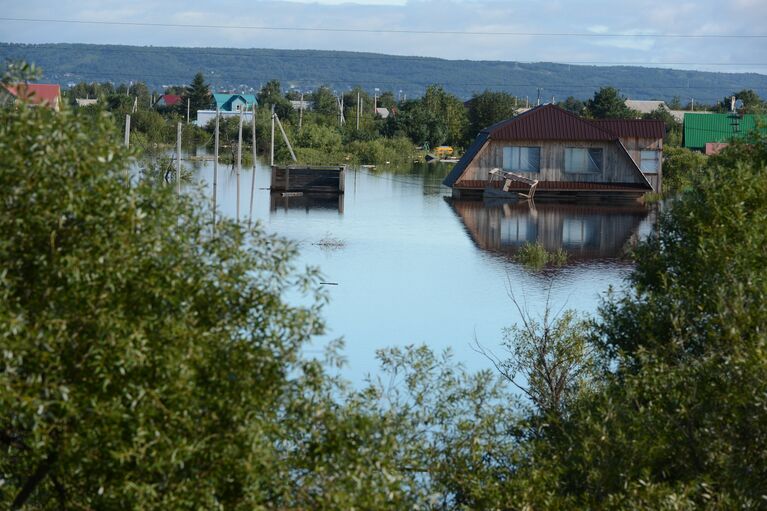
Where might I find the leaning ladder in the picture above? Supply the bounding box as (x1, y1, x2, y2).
(489, 168, 539, 200)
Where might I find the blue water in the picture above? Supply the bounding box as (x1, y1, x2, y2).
(185, 157, 651, 383)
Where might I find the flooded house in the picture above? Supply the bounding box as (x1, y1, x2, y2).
(443, 104, 665, 200)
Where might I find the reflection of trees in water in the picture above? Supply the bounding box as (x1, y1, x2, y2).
(448, 199, 650, 262)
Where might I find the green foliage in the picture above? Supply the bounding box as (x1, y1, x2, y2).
(467, 90, 518, 136)
(558, 96, 586, 115)
(0, 95, 328, 509)
(396, 86, 468, 148)
(310, 85, 339, 118)
(495, 305, 594, 418)
(587, 86, 639, 119)
(662, 145, 708, 194)
(185, 72, 211, 116)
(257, 79, 293, 119)
(643, 106, 679, 134)
(551, 131, 767, 506)
(516, 242, 568, 269)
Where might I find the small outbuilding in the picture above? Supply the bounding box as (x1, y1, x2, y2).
(443, 104, 665, 200)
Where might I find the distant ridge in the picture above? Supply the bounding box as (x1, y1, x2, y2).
(2, 42, 766, 103)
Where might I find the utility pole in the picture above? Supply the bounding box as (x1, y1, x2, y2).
(213, 108, 219, 228)
(124, 114, 131, 148)
(236, 106, 244, 223)
(537, 88, 542, 106)
(270, 104, 275, 167)
(249, 103, 257, 228)
(186, 98, 190, 124)
(298, 91, 304, 130)
(176, 122, 182, 195)
(356, 91, 360, 130)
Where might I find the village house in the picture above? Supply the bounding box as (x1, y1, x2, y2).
(443, 104, 665, 200)
(624, 98, 708, 124)
(195, 93, 258, 126)
(3, 83, 62, 111)
(684, 112, 767, 154)
(154, 94, 184, 108)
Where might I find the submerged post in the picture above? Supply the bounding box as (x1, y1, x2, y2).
(299, 91, 304, 130)
(249, 103, 257, 227)
(213, 108, 220, 228)
(176, 122, 182, 194)
(237, 106, 244, 223)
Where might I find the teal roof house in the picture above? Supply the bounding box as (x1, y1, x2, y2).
(213, 94, 257, 112)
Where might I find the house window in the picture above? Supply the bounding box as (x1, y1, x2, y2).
(640, 150, 659, 173)
(565, 148, 603, 173)
(502, 146, 540, 173)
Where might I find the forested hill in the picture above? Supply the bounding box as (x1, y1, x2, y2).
(2, 42, 766, 103)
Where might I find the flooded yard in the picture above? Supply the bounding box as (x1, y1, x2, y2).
(185, 157, 654, 382)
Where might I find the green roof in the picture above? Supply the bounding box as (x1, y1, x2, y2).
(684, 113, 767, 150)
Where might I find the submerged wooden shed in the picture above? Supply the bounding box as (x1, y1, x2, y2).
(444, 105, 664, 200)
(270, 165, 346, 193)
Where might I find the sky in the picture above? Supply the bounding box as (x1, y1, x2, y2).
(1, 0, 766, 74)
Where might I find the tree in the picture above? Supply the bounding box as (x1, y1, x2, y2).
(257, 79, 293, 119)
(523, 133, 767, 507)
(310, 85, 338, 119)
(642, 106, 680, 145)
(396, 85, 468, 148)
(0, 69, 328, 508)
(475, 291, 595, 419)
(185, 72, 212, 118)
(558, 96, 586, 115)
(719, 89, 766, 114)
(467, 90, 517, 137)
(660, 145, 707, 193)
(586, 86, 638, 119)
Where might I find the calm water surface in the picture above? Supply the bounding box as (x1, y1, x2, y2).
(183, 156, 654, 382)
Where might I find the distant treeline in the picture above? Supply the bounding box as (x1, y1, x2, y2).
(2, 42, 767, 103)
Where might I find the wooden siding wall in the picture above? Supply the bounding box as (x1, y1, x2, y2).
(621, 136, 663, 192)
(271, 166, 345, 193)
(456, 139, 647, 187)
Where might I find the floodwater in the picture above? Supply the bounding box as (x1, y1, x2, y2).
(181, 155, 654, 383)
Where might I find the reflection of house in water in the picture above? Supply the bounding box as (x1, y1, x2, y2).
(270, 192, 344, 214)
(448, 199, 649, 261)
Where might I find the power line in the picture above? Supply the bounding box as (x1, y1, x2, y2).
(1, 16, 766, 39)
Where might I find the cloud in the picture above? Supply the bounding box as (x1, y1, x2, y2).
(0, 0, 765, 74)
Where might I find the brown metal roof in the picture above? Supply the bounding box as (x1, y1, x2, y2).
(593, 119, 665, 139)
(487, 104, 615, 142)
